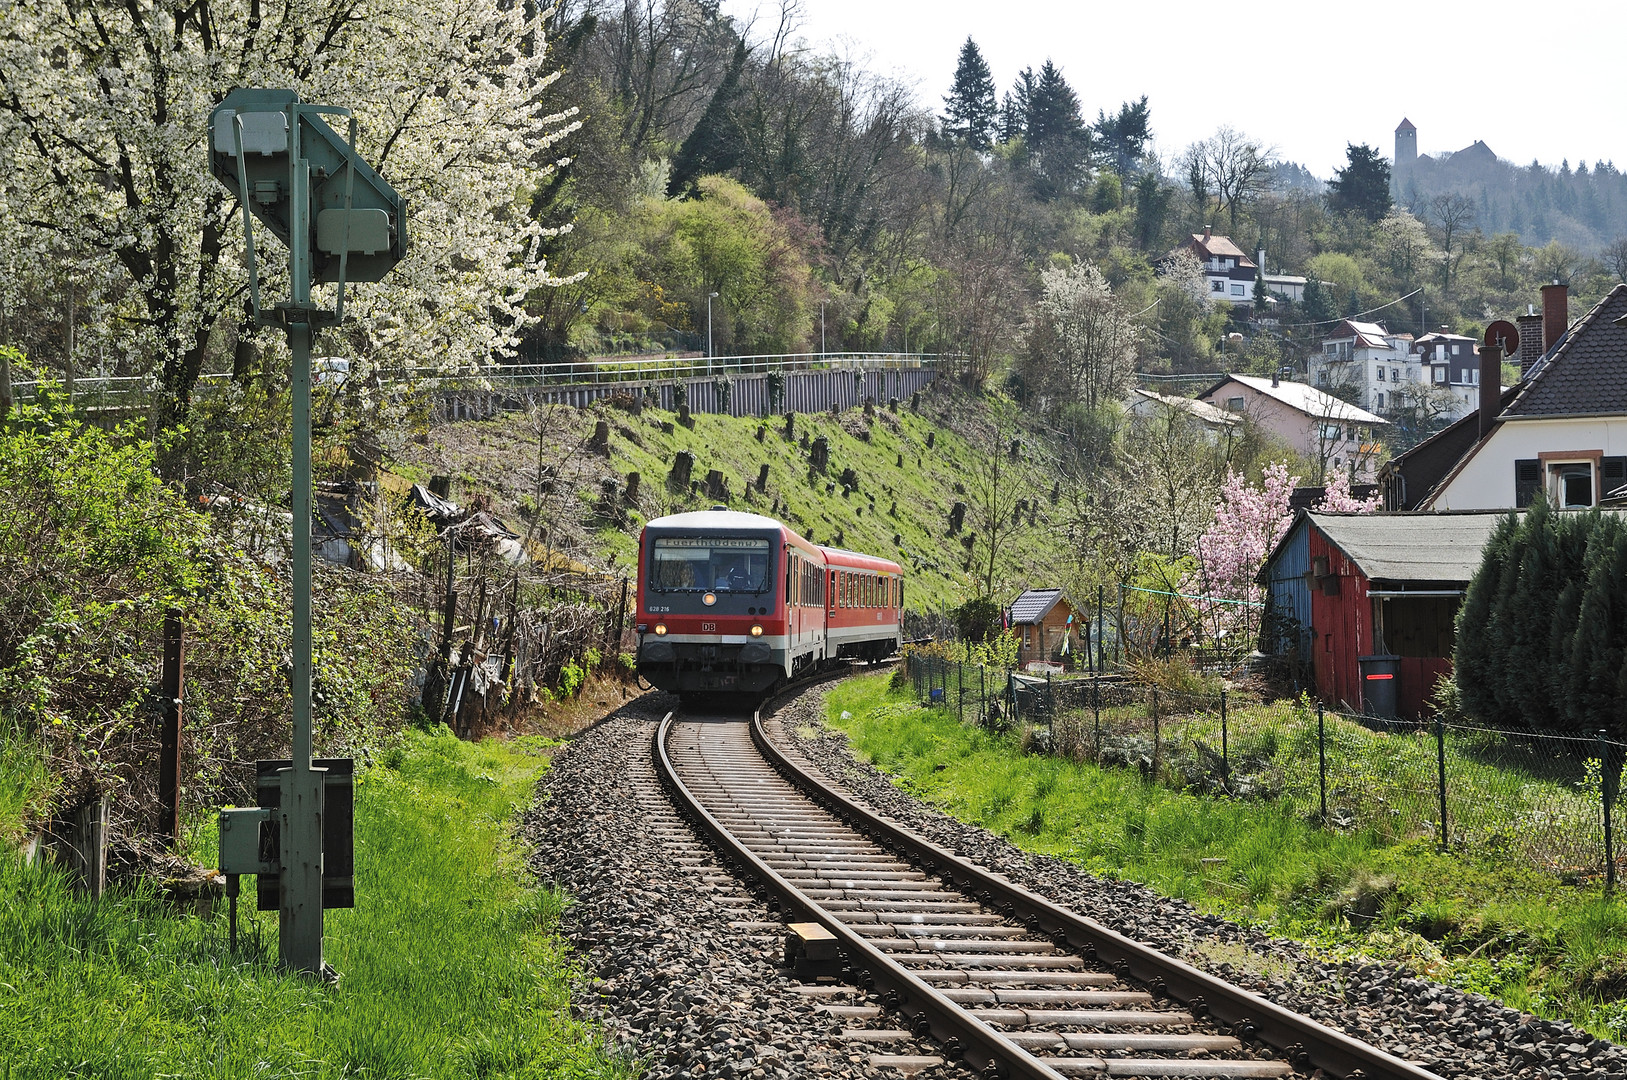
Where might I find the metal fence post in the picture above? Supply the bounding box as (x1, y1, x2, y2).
(1435, 715, 1449, 850)
(1220, 689, 1230, 792)
(979, 666, 986, 727)
(1317, 704, 1328, 823)
(1092, 670, 1102, 759)
(1601, 729, 1616, 894)
(957, 663, 964, 724)
(1151, 688, 1160, 780)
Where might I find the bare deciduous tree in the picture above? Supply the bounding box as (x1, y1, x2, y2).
(1181, 127, 1275, 234)
(1427, 193, 1478, 295)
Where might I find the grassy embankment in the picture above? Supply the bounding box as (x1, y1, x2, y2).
(824, 674, 1627, 1041)
(395, 386, 1064, 613)
(0, 730, 628, 1079)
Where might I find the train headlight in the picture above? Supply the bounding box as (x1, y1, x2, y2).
(702, 592, 717, 606)
(750, 624, 764, 637)
(654, 623, 667, 636)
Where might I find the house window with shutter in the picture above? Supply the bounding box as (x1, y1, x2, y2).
(1514, 459, 1541, 507)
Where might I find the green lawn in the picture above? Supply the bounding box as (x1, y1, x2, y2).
(0, 729, 628, 1079)
(825, 674, 1627, 1041)
(401, 385, 1067, 613)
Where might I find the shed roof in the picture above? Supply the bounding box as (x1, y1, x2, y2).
(1009, 588, 1066, 624)
(1301, 510, 1511, 585)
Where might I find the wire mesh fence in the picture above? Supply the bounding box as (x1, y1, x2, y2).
(900, 653, 1627, 885)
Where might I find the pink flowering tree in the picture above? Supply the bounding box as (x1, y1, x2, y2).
(1317, 469, 1384, 513)
(1187, 462, 1298, 648)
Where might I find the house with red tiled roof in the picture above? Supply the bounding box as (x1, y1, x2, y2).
(1391, 283, 1627, 511)
(1163, 227, 1257, 310)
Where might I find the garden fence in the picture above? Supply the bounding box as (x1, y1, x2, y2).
(901, 653, 1627, 888)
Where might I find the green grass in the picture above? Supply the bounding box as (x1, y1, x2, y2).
(0, 728, 629, 1079)
(827, 674, 1627, 1041)
(399, 385, 1065, 613)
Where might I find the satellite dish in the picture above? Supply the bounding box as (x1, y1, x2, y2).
(1484, 320, 1519, 355)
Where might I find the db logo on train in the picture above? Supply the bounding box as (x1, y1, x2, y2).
(702, 622, 717, 632)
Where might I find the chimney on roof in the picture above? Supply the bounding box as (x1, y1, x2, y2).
(1516, 307, 1545, 379)
(1203, 225, 1212, 241)
(1256, 244, 1266, 271)
(1541, 281, 1568, 353)
(1271, 369, 1279, 388)
(1478, 344, 1503, 441)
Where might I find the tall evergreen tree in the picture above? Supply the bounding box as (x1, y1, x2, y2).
(999, 68, 1036, 143)
(1094, 96, 1152, 176)
(1132, 171, 1173, 250)
(1456, 511, 1519, 726)
(1024, 60, 1091, 201)
(942, 37, 998, 151)
(667, 40, 748, 196)
(1301, 276, 1336, 325)
(1326, 143, 1393, 222)
(1564, 515, 1627, 734)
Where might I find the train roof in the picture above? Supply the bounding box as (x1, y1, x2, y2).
(644, 509, 787, 532)
(818, 545, 904, 574)
(641, 510, 901, 571)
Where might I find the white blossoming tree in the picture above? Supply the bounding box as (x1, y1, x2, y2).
(0, 0, 578, 426)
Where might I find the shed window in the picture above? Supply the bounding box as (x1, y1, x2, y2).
(1226, 396, 1245, 411)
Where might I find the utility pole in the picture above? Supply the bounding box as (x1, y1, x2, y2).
(707, 290, 719, 375)
(208, 89, 407, 979)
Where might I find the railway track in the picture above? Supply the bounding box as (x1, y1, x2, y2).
(655, 703, 1448, 1080)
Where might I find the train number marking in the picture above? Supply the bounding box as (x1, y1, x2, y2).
(701, 622, 716, 632)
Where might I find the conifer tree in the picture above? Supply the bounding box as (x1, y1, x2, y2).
(999, 68, 1036, 144)
(1327, 143, 1393, 222)
(942, 37, 998, 151)
(1455, 510, 1518, 725)
(1024, 60, 1091, 201)
(1564, 515, 1627, 734)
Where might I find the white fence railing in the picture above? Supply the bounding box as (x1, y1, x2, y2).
(10, 352, 952, 406)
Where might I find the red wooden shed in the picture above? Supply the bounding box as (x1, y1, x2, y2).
(1259, 510, 1509, 718)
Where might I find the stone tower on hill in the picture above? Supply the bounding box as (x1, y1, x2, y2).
(1394, 117, 1417, 170)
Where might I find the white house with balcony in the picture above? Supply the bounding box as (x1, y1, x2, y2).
(1308, 320, 1423, 415)
(1411, 330, 1483, 420)
(1162, 227, 1256, 311)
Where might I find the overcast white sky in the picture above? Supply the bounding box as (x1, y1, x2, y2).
(723, 0, 1623, 177)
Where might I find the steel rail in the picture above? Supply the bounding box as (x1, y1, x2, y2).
(654, 710, 1065, 1080)
(747, 711, 1447, 1080)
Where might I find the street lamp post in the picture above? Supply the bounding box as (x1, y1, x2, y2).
(707, 290, 719, 376)
(819, 300, 828, 358)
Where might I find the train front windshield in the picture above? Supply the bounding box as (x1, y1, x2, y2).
(650, 537, 773, 593)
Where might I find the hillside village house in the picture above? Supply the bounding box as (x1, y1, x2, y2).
(1122, 388, 1242, 445)
(1412, 329, 1484, 418)
(1009, 588, 1080, 670)
(1163, 228, 1256, 311)
(1308, 320, 1428, 416)
(1382, 282, 1627, 510)
(1198, 374, 1388, 481)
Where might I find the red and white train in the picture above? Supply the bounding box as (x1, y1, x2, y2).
(635, 509, 903, 697)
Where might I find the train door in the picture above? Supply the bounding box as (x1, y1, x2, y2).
(826, 568, 837, 660)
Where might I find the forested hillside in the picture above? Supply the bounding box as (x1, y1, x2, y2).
(515, 1, 1626, 393)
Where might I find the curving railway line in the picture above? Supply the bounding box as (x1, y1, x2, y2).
(654, 702, 1448, 1080)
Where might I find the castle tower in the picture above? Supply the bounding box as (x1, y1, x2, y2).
(1394, 117, 1417, 170)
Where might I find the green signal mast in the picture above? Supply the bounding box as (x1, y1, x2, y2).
(208, 88, 407, 978)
